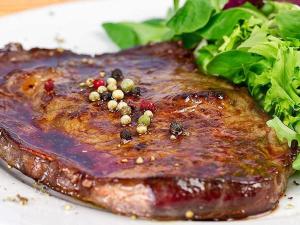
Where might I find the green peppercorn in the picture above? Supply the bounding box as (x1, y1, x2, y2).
(121, 79, 135, 93)
(121, 115, 131, 126)
(144, 110, 153, 119)
(89, 91, 100, 102)
(79, 82, 86, 88)
(138, 115, 151, 126)
(107, 77, 117, 85)
(120, 105, 132, 115)
(137, 125, 147, 135)
(86, 78, 94, 87)
(112, 89, 124, 100)
(107, 100, 118, 111)
(117, 101, 128, 111)
(97, 86, 107, 94)
(107, 83, 117, 92)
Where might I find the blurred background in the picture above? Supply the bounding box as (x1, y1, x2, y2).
(0, 0, 70, 16)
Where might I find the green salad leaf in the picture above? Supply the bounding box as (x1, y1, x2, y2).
(167, 0, 214, 35)
(199, 5, 266, 40)
(102, 22, 171, 49)
(207, 50, 263, 83)
(102, 23, 138, 49)
(276, 10, 300, 39)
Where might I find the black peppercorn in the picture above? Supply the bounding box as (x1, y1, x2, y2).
(131, 87, 141, 96)
(101, 92, 112, 101)
(169, 121, 183, 136)
(111, 69, 124, 81)
(120, 129, 132, 140)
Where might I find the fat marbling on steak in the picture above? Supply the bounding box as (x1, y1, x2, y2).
(0, 42, 294, 220)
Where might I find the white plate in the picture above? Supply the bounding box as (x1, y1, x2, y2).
(0, 0, 300, 224)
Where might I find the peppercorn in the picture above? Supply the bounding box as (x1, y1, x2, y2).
(101, 92, 112, 101)
(97, 86, 107, 94)
(86, 78, 94, 87)
(107, 83, 117, 92)
(120, 105, 132, 115)
(170, 121, 183, 136)
(111, 68, 124, 81)
(185, 210, 194, 219)
(44, 79, 54, 92)
(138, 115, 151, 126)
(140, 99, 155, 112)
(79, 82, 86, 88)
(107, 100, 118, 111)
(144, 110, 153, 119)
(137, 125, 147, 135)
(107, 77, 117, 85)
(89, 91, 100, 102)
(112, 90, 124, 100)
(117, 101, 128, 111)
(136, 157, 144, 164)
(131, 87, 141, 96)
(120, 115, 131, 126)
(121, 79, 135, 93)
(120, 129, 132, 140)
(93, 79, 105, 89)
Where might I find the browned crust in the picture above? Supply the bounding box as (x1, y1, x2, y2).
(0, 42, 293, 220)
(0, 127, 290, 220)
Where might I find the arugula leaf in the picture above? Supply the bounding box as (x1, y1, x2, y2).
(276, 10, 300, 39)
(206, 50, 263, 83)
(199, 5, 266, 40)
(167, 0, 214, 35)
(102, 22, 171, 49)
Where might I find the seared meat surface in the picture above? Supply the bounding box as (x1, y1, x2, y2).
(0, 42, 292, 220)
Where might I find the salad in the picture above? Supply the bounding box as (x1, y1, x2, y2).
(103, 0, 300, 169)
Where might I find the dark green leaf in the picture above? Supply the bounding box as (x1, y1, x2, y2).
(103, 22, 171, 49)
(180, 30, 203, 49)
(206, 50, 263, 83)
(276, 10, 300, 39)
(167, 0, 214, 35)
(199, 6, 266, 40)
(102, 23, 138, 49)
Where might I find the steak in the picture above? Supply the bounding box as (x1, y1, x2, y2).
(0, 42, 293, 220)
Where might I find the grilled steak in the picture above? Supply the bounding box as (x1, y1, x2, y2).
(0, 42, 293, 220)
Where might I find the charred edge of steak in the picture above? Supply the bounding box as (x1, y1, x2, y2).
(0, 127, 289, 220)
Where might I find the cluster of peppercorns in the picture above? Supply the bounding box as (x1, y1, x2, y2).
(80, 69, 156, 141)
